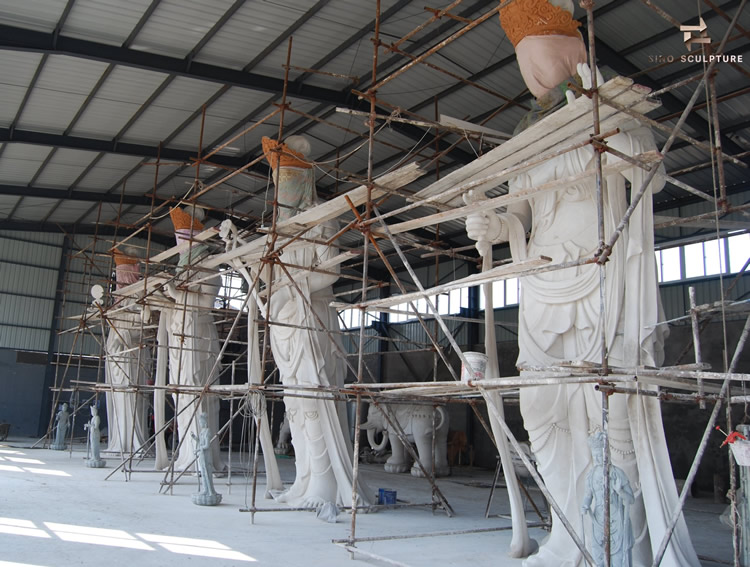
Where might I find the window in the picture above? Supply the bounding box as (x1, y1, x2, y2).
(216, 272, 247, 310)
(388, 287, 469, 324)
(339, 308, 381, 330)
(655, 247, 681, 282)
(684, 240, 725, 279)
(478, 278, 519, 310)
(728, 232, 750, 273)
(655, 233, 749, 283)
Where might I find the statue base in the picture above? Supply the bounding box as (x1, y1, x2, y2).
(86, 459, 106, 468)
(50, 444, 66, 451)
(192, 492, 222, 506)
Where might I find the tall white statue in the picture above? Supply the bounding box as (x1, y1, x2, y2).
(103, 249, 149, 454)
(220, 135, 369, 508)
(163, 206, 222, 472)
(464, 1, 700, 565)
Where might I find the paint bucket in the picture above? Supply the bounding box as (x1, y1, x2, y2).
(461, 351, 488, 383)
(730, 440, 750, 466)
(377, 488, 397, 505)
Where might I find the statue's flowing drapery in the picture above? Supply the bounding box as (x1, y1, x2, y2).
(104, 304, 149, 454)
(505, 124, 698, 566)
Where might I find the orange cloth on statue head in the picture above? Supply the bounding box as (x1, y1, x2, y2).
(499, 0, 581, 48)
(261, 136, 312, 171)
(114, 250, 138, 266)
(169, 206, 204, 232)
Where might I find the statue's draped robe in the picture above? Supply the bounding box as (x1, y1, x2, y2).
(163, 252, 222, 472)
(104, 262, 150, 454)
(503, 122, 698, 566)
(262, 156, 368, 507)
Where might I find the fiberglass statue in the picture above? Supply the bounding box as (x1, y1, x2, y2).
(51, 402, 70, 450)
(220, 135, 369, 508)
(102, 248, 150, 454)
(162, 206, 222, 472)
(361, 403, 450, 477)
(582, 431, 635, 567)
(85, 406, 106, 468)
(463, 1, 699, 565)
(191, 413, 222, 506)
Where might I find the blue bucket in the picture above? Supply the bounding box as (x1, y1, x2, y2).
(377, 488, 397, 505)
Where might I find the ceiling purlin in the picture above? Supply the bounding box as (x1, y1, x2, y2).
(220, 0, 501, 213)
(37, 65, 117, 224)
(0, 23, 351, 106)
(70, 0, 259, 226)
(0, 219, 175, 246)
(141, 0, 338, 205)
(149, 0, 425, 212)
(5, 0, 78, 220)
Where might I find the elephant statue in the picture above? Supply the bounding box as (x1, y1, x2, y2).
(361, 403, 449, 477)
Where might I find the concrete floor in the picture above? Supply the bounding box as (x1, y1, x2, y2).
(0, 437, 736, 567)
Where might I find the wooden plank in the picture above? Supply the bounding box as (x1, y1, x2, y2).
(149, 227, 218, 263)
(412, 77, 657, 207)
(439, 114, 511, 143)
(276, 162, 424, 233)
(351, 256, 551, 310)
(386, 150, 662, 235)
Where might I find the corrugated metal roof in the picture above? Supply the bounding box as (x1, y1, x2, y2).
(130, 0, 240, 59)
(0, 0, 68, 32)
(16, 55, 110, 133)
(62, 0, 154, 47)
(0, 0, 747, 280)
(75, 154, 145, 191)
(71, 66, 170, 139)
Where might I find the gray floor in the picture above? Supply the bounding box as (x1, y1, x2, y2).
(0, 437, 735, 566)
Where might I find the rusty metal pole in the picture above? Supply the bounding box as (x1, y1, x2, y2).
(349, 0, 380, 547)
(582, 1, 610, 562)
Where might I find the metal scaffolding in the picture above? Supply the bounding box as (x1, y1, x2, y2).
(43, 1, 750, 566)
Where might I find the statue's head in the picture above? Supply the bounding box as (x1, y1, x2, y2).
(284, 135, 311, 158)
(198, 412, 208, 428)
(588, 431, 607, 462)
(499, 0, 587, 99)
(90, 406, 97, 416)
(62, 403, 68, 411)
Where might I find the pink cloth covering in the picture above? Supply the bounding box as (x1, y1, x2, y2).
(115, 263, 140, 289)
(515, 34, 586, 98)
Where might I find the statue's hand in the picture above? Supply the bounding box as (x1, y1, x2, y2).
(577, 62, 604, 90)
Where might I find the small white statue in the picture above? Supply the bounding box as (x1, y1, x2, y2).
(50, 403, 70, 450)
(191, 413, 222, 506)
(85, 406, 106, 468)
(581, 432, 634, 567)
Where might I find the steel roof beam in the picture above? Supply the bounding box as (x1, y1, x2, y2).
(0, 23, 353, 106)
(0, 127, 261, 170)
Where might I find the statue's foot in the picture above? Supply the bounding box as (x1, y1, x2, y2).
(522, 546, 578, 567)
(508, 536, 537, 559)
(384, 462, 410, 474)
(410, 464, 450, 478)
(300, 495, 331, 509)
(191, 492, 222, 506)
